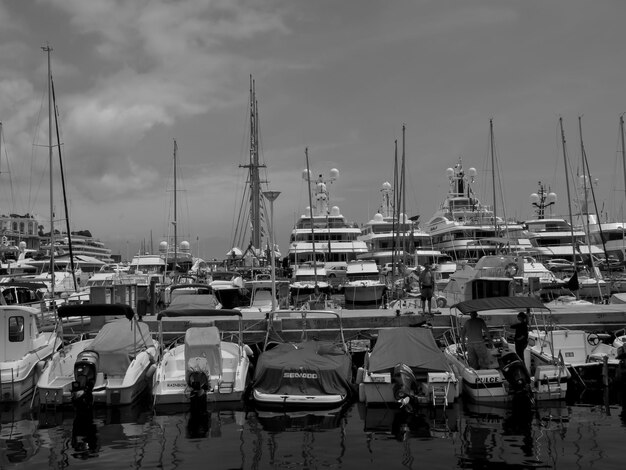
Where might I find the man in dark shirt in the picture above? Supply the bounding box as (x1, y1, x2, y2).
(510, 311, 529, 361)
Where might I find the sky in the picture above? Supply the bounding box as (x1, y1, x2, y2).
(1, 0, 625, 261)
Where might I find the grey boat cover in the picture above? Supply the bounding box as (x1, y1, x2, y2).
(253, 341, 352, 396)
(367, 327, 450, 373)
(184, 326, 222, 381)
(88, 318, 152, 375)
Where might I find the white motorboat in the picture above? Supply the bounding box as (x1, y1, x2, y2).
(527, 326, 620, 392)
(356, 327, 460, 409)
(0, 305, 61, 402)
(36, 304, 159, 408)
(152, 307, 253, 406)
(343, 260, 387, 308)
(442, 297, 570, 403)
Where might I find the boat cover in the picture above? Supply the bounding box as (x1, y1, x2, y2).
(451, 296, 547, 314)
(184, 327, 222, 378)
(367, 328, 450, 373)
(87, 318, 152, 375)
(253, 341, 352, 396)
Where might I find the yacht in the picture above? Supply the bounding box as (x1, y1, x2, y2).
(358, 182, 433, 268)
(425, 159, 531, 262)
(40, 232, 114, 263)
(286, 169, 368, 268)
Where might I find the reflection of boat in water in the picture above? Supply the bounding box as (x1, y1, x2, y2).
(357, 402, 460, 440)
(36, 395, 154, 462)
(460, 396, 569, 468)
(0, 401, 38, 466)
(254, 406, 348, 432)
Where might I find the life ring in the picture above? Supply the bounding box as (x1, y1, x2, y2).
(587, 333, 600, 346)
(436, 297, 447, 308)
(505, 263, 519, 277)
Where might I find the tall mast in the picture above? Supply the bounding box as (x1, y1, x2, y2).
(559, 117, 578, 265)
(304, 147, 318, 288)
(621, 114, 626, 212)
(490, 119, 498, 236)
(241, 76, 266, 251)
(173, 138, 178, 273)
(401, 124, 407, 265)
(43, 43, 55, 302)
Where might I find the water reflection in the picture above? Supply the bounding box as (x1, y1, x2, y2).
(0, 401, 38, 466)
(459, 398, 569, 469)
(359, 403, 459, 441)
(6, 387, 624, 470)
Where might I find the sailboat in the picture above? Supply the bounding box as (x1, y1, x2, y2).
(229, 76, 278, 269)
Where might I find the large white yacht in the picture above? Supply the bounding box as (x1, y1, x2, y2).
(425, 159, 531, 262)
(358, 182, 436, 267)
(40, 232, 114, 263)
(286, 169, 368, 268)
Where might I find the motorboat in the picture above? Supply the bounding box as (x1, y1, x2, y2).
(527, 324, 621, 392)
(0, 305, 61, 402)
(249, 310, 354, 410)
(356, 327, 460, 409)
(289, 264, 331, 308)
(152, 307, 253, 406)
(342, 260, 387, 308)
(442, 297, 570, 403)
(36, 304, 159, 408)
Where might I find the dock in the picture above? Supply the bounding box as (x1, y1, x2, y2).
(139, 303, 626, 346)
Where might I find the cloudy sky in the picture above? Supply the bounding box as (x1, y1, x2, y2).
(1, 0, 625, 261)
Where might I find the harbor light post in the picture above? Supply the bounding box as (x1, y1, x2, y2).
(263, 190, 281, 312)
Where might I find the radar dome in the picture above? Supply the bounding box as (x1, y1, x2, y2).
(446, 168, 454, 178)
(180, 241, 190, 252)
(468, 167, 477, 177)
(381, 181, 392, 191)
(329, 168, 339, 180)
(302, 169, 311, 181)
(373, 213, 384, 222)
(330, 206, 341, 216)
(159, 241, 168, 252)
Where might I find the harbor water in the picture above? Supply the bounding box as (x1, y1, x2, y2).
(3, 391, 626, 469)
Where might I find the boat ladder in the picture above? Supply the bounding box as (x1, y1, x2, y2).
(430, 381, 450, 408)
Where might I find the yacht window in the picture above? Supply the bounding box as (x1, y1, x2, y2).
(9, 316, 25, 342)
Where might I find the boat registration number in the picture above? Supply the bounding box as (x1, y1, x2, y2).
(475, 376, 499, 384)
(370, 376, 387, 383)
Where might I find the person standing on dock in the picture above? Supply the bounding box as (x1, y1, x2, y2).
(419, 264, 434, 314)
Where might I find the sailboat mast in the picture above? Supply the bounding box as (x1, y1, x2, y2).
(43, 43, 55, 302)
(621, 114, 626, 210)
(173, 138, 178, 273)
(401, 124, 407, 265)
(305, 147, 318, 288)
(490, 119, 498, 236)
(250, 77, 261, 250)
(559, 117, 578, 264)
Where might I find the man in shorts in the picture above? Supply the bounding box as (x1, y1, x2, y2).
(418, 264, 434, 314)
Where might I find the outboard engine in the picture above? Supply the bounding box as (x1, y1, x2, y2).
(499, 352, 531, 395)
(72, 350, 99, 408)
(187, 356, 211, 401)
(392, 363, 419, 409)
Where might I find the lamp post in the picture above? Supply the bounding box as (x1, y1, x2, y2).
(263, 190, 281, 312)
(529, 182, 557, 219)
